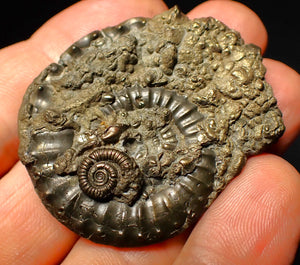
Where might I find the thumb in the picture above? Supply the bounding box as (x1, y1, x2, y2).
(174, 154, 300, 265)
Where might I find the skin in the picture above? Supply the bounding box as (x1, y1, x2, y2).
(0, 0, 299, 264)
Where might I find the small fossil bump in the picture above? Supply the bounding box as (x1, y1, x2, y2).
(101, 125, 124, 143)
(47, 63, 63, 75)
(75, 30, 100, 48)
(101, 93, 116, 104)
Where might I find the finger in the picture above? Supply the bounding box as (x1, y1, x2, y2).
(263, 59, 300, 152)
(187, 0, 268, 53)
(0, 162, 78, 265)
(61, 235, 186, 265)
(0, 0, 167, 175)
(173, 154, 300, 265)
(0, 137, 19, 176)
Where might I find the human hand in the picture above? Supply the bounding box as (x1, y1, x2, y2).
(0, 1, 299, 264)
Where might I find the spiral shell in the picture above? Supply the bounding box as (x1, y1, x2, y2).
(77, 148, 142, 205)
(18, 7, 285, 247)
(79, 159, 117, 200)
(79, 149, 120, 200)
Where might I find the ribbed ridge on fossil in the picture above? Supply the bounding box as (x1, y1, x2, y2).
(28, 129, 74, 171)
(101, 86, 203, 141)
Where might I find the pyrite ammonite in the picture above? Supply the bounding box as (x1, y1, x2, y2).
(18, 7, 285, 247)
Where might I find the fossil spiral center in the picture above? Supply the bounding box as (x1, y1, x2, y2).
(78, 155, 119, 201)
(88, 162, 117, 188)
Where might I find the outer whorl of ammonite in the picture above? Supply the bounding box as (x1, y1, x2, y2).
(18, 7, 285, 247)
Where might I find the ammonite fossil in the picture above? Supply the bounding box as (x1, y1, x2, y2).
(18, 7, 285, 247)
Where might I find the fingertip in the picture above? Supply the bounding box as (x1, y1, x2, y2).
(263, 58, 300, 151)
(187, 0, 268, 53)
